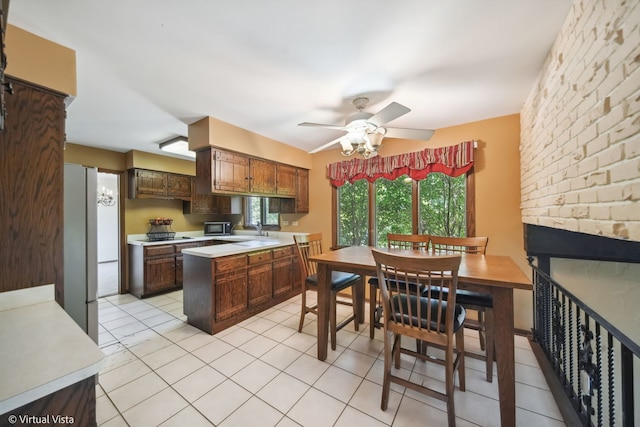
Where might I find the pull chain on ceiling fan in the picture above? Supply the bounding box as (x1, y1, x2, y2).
(299, 96, 435, 158)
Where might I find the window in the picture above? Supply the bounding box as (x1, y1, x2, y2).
(418, 173, 466, 237)
(336, 171, 471, 247)
(337, 180, 368, 246)
(245, 197, 279, 228)
(374, 176, 413, 247)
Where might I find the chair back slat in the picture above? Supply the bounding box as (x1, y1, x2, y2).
(387, 233, 431, 251)
(430, 236, 488, 254)
(293, 233, 324, 279)
(372, 249, 461, 337)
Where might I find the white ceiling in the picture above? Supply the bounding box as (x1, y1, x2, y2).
(8, 1, 572, 159)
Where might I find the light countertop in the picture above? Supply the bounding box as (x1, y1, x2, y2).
(182, 233, 297, 258)
(128, 231, 306, 257)
(0, 285, 104, 414)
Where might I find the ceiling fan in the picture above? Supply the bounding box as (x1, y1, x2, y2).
(299, 96, 435, 158)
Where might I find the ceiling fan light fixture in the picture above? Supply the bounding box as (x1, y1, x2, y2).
(339, 136, 355, 156)
(367, 126, 386, 149)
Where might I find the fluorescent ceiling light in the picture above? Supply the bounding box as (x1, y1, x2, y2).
(159, 136, 195, 159)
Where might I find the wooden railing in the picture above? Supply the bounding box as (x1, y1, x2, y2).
(529, 258, 639, 427)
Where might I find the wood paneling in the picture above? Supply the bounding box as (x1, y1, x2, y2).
(276, 164, 297, 196)
(0, 77, 65, 302)
(249, 158, 277, 195)
(0, 376, 96, 427)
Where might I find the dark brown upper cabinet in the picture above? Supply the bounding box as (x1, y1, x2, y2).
(128, 169, 192, 201)
(195, 147, 308, 207)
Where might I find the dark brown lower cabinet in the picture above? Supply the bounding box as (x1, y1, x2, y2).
(183, 245, 301, 334)
(129, 241, 202, 298)
(214, 255, 248, 321)
(273, 246, 296, 297)
(248, 265, 272, 307)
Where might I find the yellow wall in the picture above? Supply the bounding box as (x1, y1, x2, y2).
(125, 150, 196, 176)
(303, 114, 532, 329)
(64, 143, 126, 171)
(188, 116, 312, 169)
(64, 144, 215, 236)
(5, 24, 77, 96)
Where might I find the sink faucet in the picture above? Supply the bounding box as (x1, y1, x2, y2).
(256, 221, 263, 236)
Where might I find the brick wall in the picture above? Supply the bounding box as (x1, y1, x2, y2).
(520, 0, 640, 241)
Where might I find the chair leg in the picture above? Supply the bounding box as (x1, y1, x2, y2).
(351, 284, 359, 332)
(394, 334, 402, 369)
(298, 285, 307, 333)
(484, 308, 495, 382)
(445, 343, 456, 427)
(369, 283, 377, 339)
(330, 290, 337, 351)
(478, 309, 486, 351)
(381, 328, 392, 411)
(456, 328, 466, 391)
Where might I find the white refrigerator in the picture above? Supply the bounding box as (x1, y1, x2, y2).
(63, 163, 99, 343)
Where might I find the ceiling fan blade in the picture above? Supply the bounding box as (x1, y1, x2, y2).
(368, 102, 411, 126)
(298, 122, 346, 131)
(308, 136, 343, 154)
(384, 127, 435, 141)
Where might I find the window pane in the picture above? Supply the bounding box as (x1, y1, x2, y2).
(246, 196, 279, 227)
(263, 198, 279, 226)
(374, 176, 412, 247)
(337, 180, 368, 246)
(418, 173, 466, 237)
(247, 196, 261, 226)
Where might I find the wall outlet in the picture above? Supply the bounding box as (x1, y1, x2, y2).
(292, 221, 299, 226)
(282, 220, 289, 226)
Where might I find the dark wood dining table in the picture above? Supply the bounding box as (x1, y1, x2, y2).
(308, 245, 532, 427)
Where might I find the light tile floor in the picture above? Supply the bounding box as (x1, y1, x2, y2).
(98, 261, 119, 297)
(96, 291, 565, 426)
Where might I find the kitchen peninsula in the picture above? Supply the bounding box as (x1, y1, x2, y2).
(181, 233, 303, 334)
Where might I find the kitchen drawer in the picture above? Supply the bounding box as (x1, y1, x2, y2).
(248, 250, 273, 265)
(174, 242, 202, 252)
(272, 246, 292, 259)
(144, 245, 175, 257)
(215, 254, 247, 273)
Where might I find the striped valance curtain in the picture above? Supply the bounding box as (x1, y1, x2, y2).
(327, 141, 475, 187)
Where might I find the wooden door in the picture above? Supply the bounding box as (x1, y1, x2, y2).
(135, 170, 167, 196)
(214, 255, 248, 321)
(0, 78, 65, 299)
(280, 168, 310, 213)
(295, 168, 309, 213)
(214, 150, 249, 192)
(248, 262, 273, 307)
(144, 256, 176, 292)
(215, 195, 232, 214)
(174, 242, 201, 285)
(276, 164, 297, 196)
(166, 173, 191, 199)
(215, 273, 248, 321)
(186, 177, 217, 214)
(272, 258, 293, 297)
(250, 159, 277, 194)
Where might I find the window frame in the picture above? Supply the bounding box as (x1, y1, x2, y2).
(244, 196, 281, 231)
(332, 167, 475, 247)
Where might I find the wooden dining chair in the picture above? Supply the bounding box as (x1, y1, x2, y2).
(368, 233, 431, 338)
(429, 235, 494, 382)
(372, 249, 466, 427)
(293, 233, 360, 350)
